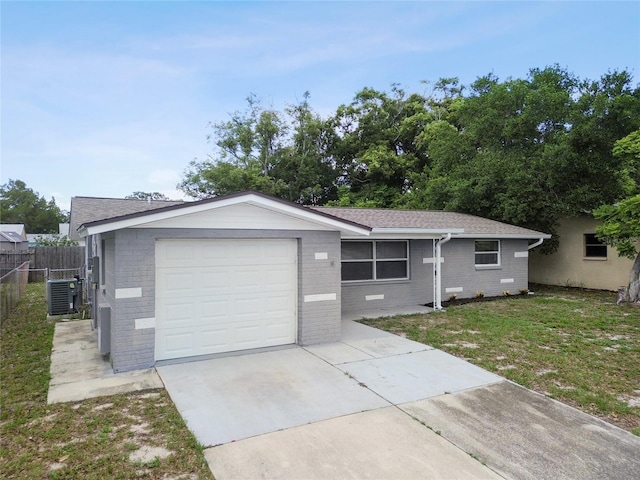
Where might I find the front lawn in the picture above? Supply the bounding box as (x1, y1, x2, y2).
(362, 285, 640, 435)
(0, 283, 214, 479)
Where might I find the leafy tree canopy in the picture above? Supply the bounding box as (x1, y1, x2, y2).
(0, 179, 68, 234)
(179, 92, 338, 205)
(126, 192, 170, 201)
(181, 66, 640, 252)
(33, 234, 78, 246)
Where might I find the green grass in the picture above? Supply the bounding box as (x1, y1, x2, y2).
(362, 285, 640, 435)
(0, 283, 214, 479)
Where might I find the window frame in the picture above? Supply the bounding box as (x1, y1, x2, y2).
(341, 240, 410, 282)
(474, 239, 501, 268)
(584, 233, 607, 259)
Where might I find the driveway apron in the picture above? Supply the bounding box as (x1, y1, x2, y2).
(157, 320, 502, 447)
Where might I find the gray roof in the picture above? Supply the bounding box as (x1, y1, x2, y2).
(69, 192, 548, 239)
(0, 224, 26, 236)
(0, 231, 27, 243)
(69, 196, 184, 240)
(312, 207, 548, 237)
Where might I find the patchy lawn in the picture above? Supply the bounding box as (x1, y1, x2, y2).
(362, 285, 640, 436)
(0, 283, 214, 479)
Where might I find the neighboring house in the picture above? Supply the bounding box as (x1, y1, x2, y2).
(0, 223, 27, 239)
(0, 224, 28, 251)
(70, 191, 549, 373)
(0, 231, 29, 252)
(529, 216, 633, 291)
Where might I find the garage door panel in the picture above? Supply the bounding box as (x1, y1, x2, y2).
(162, 332, 195, 357)
(155, 238, 297, 361)
(200, 270, 232, 290)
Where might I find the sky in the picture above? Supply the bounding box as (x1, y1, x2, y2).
(2, 1, 639, 213)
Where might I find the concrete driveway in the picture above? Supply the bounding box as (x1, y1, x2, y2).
(157, 320, 640, 479)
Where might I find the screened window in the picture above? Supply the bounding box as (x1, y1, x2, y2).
(341, 241, 409, 281)
(475, 240, 500, 266)
(584, 234, 607, 258)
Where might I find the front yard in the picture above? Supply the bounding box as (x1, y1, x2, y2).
(362, 285, 640, 435)
(2, 283, 638, 478)
(0, 283, 214, 479)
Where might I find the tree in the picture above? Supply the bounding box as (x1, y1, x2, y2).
(329, 84, 436, 207)
(34, 234, 78, 246)
(0, 179, 68, 233)
(179, 93, 339, 205)
(594, 195, 640, 303)
(126, 192, 170, 201)
(418, 66, 640, 251)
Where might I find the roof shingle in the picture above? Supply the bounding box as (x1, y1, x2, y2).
(69, 196, 184, 240)
(311, 207, 547, 237)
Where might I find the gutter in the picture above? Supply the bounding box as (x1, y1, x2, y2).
(528, 238, 545, 250)
(433, 233, 453, 311)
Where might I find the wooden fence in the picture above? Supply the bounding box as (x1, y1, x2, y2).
(0, 246, 85, 282)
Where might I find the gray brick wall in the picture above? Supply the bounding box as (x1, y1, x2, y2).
(441, 239, 529, 299)
(341, 239, 434, 314)
(104, 228, 342, 372)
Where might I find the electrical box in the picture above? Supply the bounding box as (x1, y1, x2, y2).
(90, 256, 100, 287)
(46, 279, 78, 316)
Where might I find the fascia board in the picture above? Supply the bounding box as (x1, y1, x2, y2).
(342, 227, 464, 240)
(454, 233, 552, 239)
(372, 228, 465, 235)
(80, 194, 371, 236)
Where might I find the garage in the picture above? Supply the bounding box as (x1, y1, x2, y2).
(155, 238, 298, 361)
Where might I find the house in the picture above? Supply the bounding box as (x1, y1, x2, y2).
(529, 216, 633, 291)
(0, 224, 28, 252)
(70, 191, 549, 373)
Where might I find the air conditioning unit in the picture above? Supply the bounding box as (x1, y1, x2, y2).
(47, 279, 79, 316)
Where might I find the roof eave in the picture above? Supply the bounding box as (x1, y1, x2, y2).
(343, 227, 465, 240)
(78, 192, 371, 237)
(454, 233, 552, 239)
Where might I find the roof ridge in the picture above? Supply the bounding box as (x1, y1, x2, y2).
(72, 195, 185, 202)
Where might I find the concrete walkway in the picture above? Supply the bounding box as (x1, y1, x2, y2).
(48, 320, 163, 404)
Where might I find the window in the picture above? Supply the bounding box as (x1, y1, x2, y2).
(584, 234, 607, 258)
(475, 240, 500, 266)
(342, 241, 408, 281)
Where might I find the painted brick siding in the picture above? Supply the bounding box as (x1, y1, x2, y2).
(341, 240, 434, 314)
(107, 228, 342, 372)
(298, 231, 342, 345)
(441, 239, 529, 299)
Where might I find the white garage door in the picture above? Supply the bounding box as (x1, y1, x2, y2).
(155, 238, 297, 361)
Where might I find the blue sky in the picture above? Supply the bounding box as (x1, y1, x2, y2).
(2, 1, 639, 213)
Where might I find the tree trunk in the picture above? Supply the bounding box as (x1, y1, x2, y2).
(622, 251, 640, 303)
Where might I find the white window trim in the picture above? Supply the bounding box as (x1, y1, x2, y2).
(341, 240, 410, 282)
(475, 239, 501, 268)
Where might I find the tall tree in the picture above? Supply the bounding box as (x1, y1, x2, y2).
(272, 92, 340, 204)
(179, 93, 338, 204)
(329, 85, 434, 207)
(418, 66, 640, 250)
(179, 94, 288, 199)
(0, 179, 68, 233)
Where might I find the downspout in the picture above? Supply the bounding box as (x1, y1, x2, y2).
(528, 238, 544, 250)
(434, 233, 452, 311)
